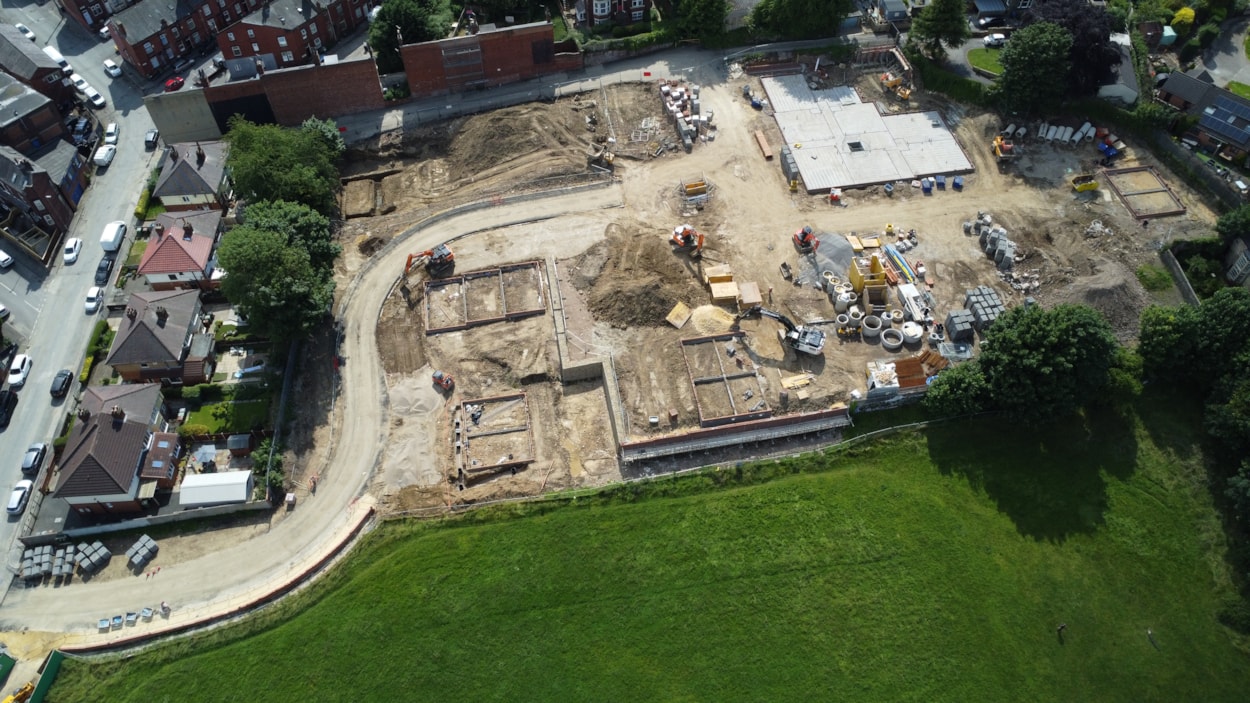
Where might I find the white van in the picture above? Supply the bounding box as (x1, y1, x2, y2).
(99, 220, 126, 252)
(42, 46, 72, 75)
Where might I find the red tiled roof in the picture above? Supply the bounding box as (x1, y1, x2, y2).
(137, 230, 214, 275)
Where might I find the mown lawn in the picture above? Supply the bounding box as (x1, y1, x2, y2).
(51, 396, 1249, 702)
(967, 47, 1003, 75)
(185, 398, 270, 433)
(1229, 81, 1250, 101)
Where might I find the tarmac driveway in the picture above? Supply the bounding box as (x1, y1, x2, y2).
(1196, 16, 1250, 88)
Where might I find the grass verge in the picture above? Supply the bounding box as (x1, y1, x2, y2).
(51, 396, 1249, 701)
(1229, 81, 1250, 100)
(967, 47, 1003, 75)
(1135, 263, 1174, 292)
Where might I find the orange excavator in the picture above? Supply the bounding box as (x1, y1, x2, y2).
(670, 224, 704, 258)
(432, 370, 454, 392)
(405, 243, 455, 277)
(793, 225, 818, 254)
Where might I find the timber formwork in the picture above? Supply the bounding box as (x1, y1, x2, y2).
(425, 261, 546, 334)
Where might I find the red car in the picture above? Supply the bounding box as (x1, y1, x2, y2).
(164, 76, 185, 92)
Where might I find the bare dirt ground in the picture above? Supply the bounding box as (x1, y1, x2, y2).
(316, 66, 1218, 512)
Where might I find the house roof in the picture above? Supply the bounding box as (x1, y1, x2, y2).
(32, 139, 79, 185)
(1160, 72, 1216, 107)
(137, 212, 220, 275)
(140, 431, 179, 481)
(106, 289, 202, 367)
(55, 414, 150, 499)
(1199, 93, 1250, 149)
(81, 383, 164, 422)
(112, 0, 199, 43)
(0, 144, 39, 191)
(240, 0, 319, 30)
(153, 141, 229, 200)
(973, 0, 1006, 13)
(0, 26, 59, 79)
(0, 70, 53, 129)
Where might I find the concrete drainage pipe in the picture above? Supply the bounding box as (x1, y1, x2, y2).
(862, 315, 883, 339)
(881, 328, 904, 351)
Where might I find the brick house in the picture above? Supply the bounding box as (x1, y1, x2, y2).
(1156, 72, 1215, 112)
(0, 26, 75, 105)
(106, 289, 216, 384)
(137, 210, 223, 290)
(52, 0, 115, 34)
(218, 0, 374, 69)
(152, 140, 231, 211)
(0, 71, 65, 155)
(0, 145, 82, 260)
(54, 384, 170, 516)
(109, 0, 248, 79)
(578, 0, 650, 25)
(1156, 73, 1250, 162)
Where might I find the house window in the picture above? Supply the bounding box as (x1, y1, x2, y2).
(227, 31, 235, 41)
(45, 73, 59, 84)
(301, 28, 307, 38)
(218, 0, 226, 6)
(632, 10, 643, 20)
(192, 32, 202, 43)
(232, 46, 242, 56)
(33, 199, 45, 211)
(172, 27, 180, 37)
(43, 215, 55, 226)
(278, 36, 287, 47)
(282, 50, 294, 62)
(91, 4, 103, 14)
(203, 5, 212, 15)
(246, 28, 254, 38)
(313, 37, 321, 47)
(144, 41, 156, 55)
(355, 7, 362, 17)
(593, 0, 609, 15)
(1018, 0, 1032, 7)
(252, 43, 260, 51)
(235, 3, 243, 13)
(632, 0, 644, 7)
(311, 24, 318, 34)
(208, 19, 218, 31)
(168, 274, 179, 280)
(160, 34, 169, 46)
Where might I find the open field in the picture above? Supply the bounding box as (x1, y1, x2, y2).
(50, 395, 1250, 701)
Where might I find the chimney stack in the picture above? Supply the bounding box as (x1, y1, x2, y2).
(126, 307, 137, 319)
(182, 221, 193, 240)
(156, 306, 169, 321)
(195, 144, 206, 167)
(154, 222, 165, 239)
(111, 405, 124, 419)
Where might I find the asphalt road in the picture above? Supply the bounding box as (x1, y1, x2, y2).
(0, 4, 161, 570)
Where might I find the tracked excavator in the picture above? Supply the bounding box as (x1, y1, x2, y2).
(405, 243, 455, 277)
(793, 225, 818, 254)
(670, 224, 705, 258)
(733, 305, 826, 355)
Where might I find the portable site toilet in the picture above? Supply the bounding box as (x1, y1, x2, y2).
(935, 175, 946, 190)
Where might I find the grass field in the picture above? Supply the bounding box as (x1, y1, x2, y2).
(51, 396, 1250, 701)
(967, 47, 1003, 75)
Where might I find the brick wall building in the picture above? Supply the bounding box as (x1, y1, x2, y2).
(0, 26, 76, 105)
(402, 21, 582, 97)
(0, 72, 65, 155)
(217, 0, 375, 69)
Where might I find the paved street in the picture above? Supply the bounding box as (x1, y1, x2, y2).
(0, 3, 160, 573)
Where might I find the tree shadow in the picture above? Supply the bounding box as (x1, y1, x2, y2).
(926, 406, 1138, 542)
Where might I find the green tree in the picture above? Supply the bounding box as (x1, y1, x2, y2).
(251, 438, 284, 481)
(1215, 204, 1250, 244)
(750, 0, 853, 40)
(977, 304, 1118, 421)
(241, 200, 341, 275)
(1137, 304, 1201, 382)
(675, 0, 730, 39)
(1171, 7, 1195, 35)
(997, 22, 1073, 115)
(923, 362, 989, 416)
(301, 117, 346, 157)
(1026, 0, 1119, 96)
(217, 226, 335, 342)
(368, 0, 453, 73)
(225, 117, 340, 216)
(909, 0, 972, 59)
(1226, 458, 1250, 525)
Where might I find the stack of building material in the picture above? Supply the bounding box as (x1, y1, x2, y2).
(126, 534, 159, 569)
(737, 281, 762, 309)
(659, 80, 701, 151)
(979, 225, 1016, 271)
(944, 309, 976, 342)
(20, 544, 57, 581)
(77, 541, 112, 575)
(703, 265, 740, 304)
(965, 285, 1006, 330)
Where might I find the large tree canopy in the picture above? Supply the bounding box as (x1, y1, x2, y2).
(909, 0, 972, 60)
(675, 0, 730, 40)
(1215, 203, 1250, 244)
(750, 0, 853, 40)
(996, 21, 1073, 115)
(240, 200, 340, 275)
(225, 117, 341, 217)
(368, 0, 454, 74)
(217, 226, 335, 342)
(1025, 0, 1120, 97)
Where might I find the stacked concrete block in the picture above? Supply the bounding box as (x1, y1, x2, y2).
(126, 534, 159, 569)
(20, 544, 58, 581)
(965, 285, 1006, 330)
(945, 309, 977, 342)
(979, 224, 1015, 271)
(77, 541, 112, 575)
(780, 146, 800, 182)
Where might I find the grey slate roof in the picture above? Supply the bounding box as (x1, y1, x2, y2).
(153, 141, 229, 199)
(0, 144, 38, 191)
(55, 415, 150, 499)
(81, 384, 165, 423)
(0, 25, 58, 79)
(240, 0, 318, 29)
(32, 139, 79, 185)
(113, 0, 200, 42)
(1160, 72, 1216, 107)
(106, 289, 201, 367)
(0, 69, 53, 129)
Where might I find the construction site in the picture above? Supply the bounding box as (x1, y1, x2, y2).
(324, 51, 1219, 514)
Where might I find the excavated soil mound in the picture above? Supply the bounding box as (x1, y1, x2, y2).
(1052, 262, 1148, 340)
(689, 305, 736, 335)
(572, 222, 708, 328)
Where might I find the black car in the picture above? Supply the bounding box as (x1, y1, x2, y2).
(977, 16, 1005, 29)
(0, 389, 16, 429)
(144, 128, 160, 150)
(50, 369, 73, 399)
(21, 443, 46, 475)
(94, 255, 115, 286)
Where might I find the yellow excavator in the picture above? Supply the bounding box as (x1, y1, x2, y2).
(992, 135, 1017, 162)
(880, 72, 912, 101)
(2, 682, 34, 703)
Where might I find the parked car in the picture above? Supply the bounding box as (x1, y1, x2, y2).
(94, 256, 114, 285)
(144, 128, 160, 149)
(70, 73, 88, 93)
(104, 123, 119, 145)
(103, 59, 122, 78)
(983, 33, 1006, 48)
(21, 443, 46, 475)
(0, 248, 12, 268)
(6, 480, 33, 515)
(14, 23, 35, 42)
(0, 303, 8, 321)
(93, 144, 116, 166)
(99, 25, 112, 41)
(85, 286, 104, 313)
(977, 16, 1005, 29)
(164, 76, 185, 92)
(49, 369, 73, 399)
(7, 354, 32, 387)
(85, 86, 106, 109)
(0, 389, 16, 428)
(63, 237, 83, 264)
